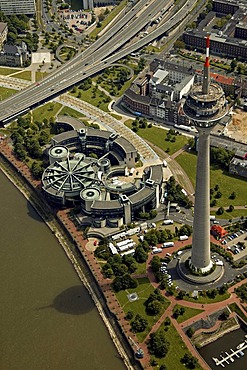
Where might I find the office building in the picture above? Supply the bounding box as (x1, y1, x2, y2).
(0, 0, 36, 15)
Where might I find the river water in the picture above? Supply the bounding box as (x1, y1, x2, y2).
(0, 170, 126, 370)
(199, 325, 247, 370)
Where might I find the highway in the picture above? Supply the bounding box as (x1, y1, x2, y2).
(0, 0, 197, 124)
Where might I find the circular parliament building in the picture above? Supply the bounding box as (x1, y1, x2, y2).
(42, 116, 163, 228)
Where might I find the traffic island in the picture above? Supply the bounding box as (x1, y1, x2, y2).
(177, 250, 224, 285)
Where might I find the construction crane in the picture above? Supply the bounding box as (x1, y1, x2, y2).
(128, 336, 144, 359)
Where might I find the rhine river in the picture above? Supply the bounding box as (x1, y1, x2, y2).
(0, 170, 126, 370)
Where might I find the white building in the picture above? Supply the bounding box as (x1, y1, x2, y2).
(0, 0, 36, 15)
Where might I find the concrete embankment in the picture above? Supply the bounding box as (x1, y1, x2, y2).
(0, 153, 139, 370)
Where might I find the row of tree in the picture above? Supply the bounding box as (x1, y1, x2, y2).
(95, 240, 148, 279)
(0, 12, 38, 52)
(10, 115, 57, 179)
(166, 176, 193, 208)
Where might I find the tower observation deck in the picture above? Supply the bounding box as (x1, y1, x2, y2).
(182, 35, 228, 275)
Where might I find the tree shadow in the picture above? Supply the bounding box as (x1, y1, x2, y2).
(37, 286, 95, 315)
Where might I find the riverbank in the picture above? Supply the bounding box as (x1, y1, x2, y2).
(0, 144, 138, 370)
(193, 316, 240, 348)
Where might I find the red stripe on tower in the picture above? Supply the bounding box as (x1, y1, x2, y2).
(204, 35, 210, 67)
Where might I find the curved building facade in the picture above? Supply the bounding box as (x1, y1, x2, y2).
(42, 119, 163, 227)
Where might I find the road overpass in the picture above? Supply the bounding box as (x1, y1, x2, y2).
(0, 0, 197, 125)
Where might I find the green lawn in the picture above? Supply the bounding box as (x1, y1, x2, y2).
(176, 151, 247, 207)
(59, 46, 76, 61)
(110, 113, 122, 120)
(184, 292, 230, 304)
(213, 209, 247, 219)
(176, 151, 197, 187)
(0, 67, 21, 75)
(59, 106, 86, 119)
(100, 77, 133, 97)
(134, 262, 147, 275)
(173, 304, 203, 324)
(36, 71, 48, 82)
(151, 322, 202, 369)
(115, 277, 170, 342)
(0, 86, 18, 100)
(32, 102, 62, 122)
(124, 124, 189, 155)
(70, 86, 110, 112)
(12, 71, 31, 81)
(228, 302, 247, 321)
(98, 66, 134, 97)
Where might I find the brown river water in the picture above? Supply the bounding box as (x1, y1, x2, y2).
(0, 170, 126, 370)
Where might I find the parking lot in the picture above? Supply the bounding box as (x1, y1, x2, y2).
(220, 229, 247, 261)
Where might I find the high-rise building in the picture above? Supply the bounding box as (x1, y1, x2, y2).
(0, 0, 36, 15)
(82, 0, 94, 10)
(182, 36, 228, 273)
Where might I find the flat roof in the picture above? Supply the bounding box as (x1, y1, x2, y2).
(129, 186, 154, 204)
(114, 136, 136, 153)
(56, 116, 85, 130)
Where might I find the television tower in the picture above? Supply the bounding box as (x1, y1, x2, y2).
(183, 36, 228, 273)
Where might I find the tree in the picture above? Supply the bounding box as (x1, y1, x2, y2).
(219, 309, 230, 320)
(149, 209, 157, 219)
(7, 31, 17, 43)
(144, 229, 158, 246)
(148, 331, 170, 358)
(131, 314, 148, 333)
(215, 191, 222, 199)
(103, 268, 113, 278)
(112, 263, 128, 276)
(179, 307, 185, 315)
(31, 161, 43, 179)
(228, 204, 234, 212)
(186, 327, 195, 338)
(217, 207, 224, 215)
(210, 199, 217, 207)
(229, 191, 236, 199)
(173, 308, 180, 319)
(125, 311, 134, 320)
(181, 353, 198, 369)
(164, 317, 171, 326)
(178, 224, 192, 237)
(39, 131, 49, 146)
(146, 300, 162, 315)
(207, 288, 217, 299)
(160, 365, 167, 370)
(26, 138, 43, 158)
(150, 256, 161, 273)
(134, 246, 148, 263)
(112, 274, 137, 292)
(11, 132, 23, 144)
(214, 184, 219, 191)
(230, 59, 237, 72)
(14, 143, 26, 161)
(174, 40, 185, 49)
(177, 290, 186, 300)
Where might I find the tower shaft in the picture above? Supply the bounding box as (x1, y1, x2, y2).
(191, 130, 212, 271)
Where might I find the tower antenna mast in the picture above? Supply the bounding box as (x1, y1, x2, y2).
(202, 35, 210, 94)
